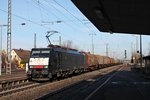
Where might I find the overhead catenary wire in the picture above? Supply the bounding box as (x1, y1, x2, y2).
(1, 0, 107, 52)
(28, 0, 88, 44)
(24, 0, 64, 28)
(0, 0, 84, 44)
(0, 8, 50, 30)
(24, 0, 99, 37)
(52, 0, 98, 35)
(41, 0, 93, 35)
(32, 0, 61, 23)
(51, 0, 109, 50)
(29, 0, 81, 33)
(50, 0, 109, 50)
(33, 0, 86, 40)
(23, 0, 31, 22)
(37, 0, 44, 22)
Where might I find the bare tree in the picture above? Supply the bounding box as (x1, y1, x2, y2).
(66, 40, 73, 48)
(62, 40, 73, 48)
(62, 41, 67, 47)
(1, 49, 6, 68)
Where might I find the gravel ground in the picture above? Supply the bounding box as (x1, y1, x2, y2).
(0, 65, 122, 100)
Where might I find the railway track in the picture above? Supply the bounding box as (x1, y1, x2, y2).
(0, 65, 123, 99)
(0, 78, 28, 89)
(0, 77, 49, 97)
(0, 80, 51, 97)
(0, 82, 39, 97)
(36, 64, 124, 100)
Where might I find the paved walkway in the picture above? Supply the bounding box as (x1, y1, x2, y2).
(89, 65, 150, 100)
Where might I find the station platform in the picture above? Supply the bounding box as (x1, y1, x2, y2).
(88, 65, 150, 100)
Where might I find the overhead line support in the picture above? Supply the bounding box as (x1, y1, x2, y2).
(6, 0, 12, 74)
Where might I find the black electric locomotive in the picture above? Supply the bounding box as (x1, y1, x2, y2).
(27, 45, 85, 80)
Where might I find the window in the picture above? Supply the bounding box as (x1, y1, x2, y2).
(31, 49, 50, 58)
(41, 50, 50, 57)
(31, 50, 40, 57)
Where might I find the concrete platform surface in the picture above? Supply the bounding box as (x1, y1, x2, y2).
(88, 66, 150, 100)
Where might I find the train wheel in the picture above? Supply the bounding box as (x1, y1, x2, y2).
(28, 77, 32, 81)
(49, 78, 53, 82)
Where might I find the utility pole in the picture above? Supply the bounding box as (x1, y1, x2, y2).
(132, 35, 139, 53)
(136, 35, 139, 52)
(131, 42, 133, 55)
(34, 33, 36, 48)
(124, 50, 127, 59)
(6, 0, 12, 74)
(89, 33, 96, 54)
(106, 43, 109, 57)
(140, 34, 143, 68)
(59, 36, 61, 46)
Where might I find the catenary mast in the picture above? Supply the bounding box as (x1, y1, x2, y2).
(6, 0, 12, 74)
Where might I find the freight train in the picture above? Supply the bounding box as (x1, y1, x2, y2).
(27, 45, 121, 81)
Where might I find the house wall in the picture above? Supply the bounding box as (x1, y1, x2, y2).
(11, 50, 21, 62)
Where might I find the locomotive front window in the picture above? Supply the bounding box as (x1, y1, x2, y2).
(41, 50, 50, 57)
(31, 50, 40, 57)
(31, 50, 50, 58)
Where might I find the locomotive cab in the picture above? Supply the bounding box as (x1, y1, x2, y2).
(27, 48, 51, 80)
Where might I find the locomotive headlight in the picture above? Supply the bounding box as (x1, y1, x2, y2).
(30, 66, 33, 68)
(44, 66, 48, 68)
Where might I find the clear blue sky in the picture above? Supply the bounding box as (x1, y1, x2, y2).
(0, 0, 150, 60)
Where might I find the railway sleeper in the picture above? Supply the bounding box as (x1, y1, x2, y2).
(0, 79, 28, 89)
